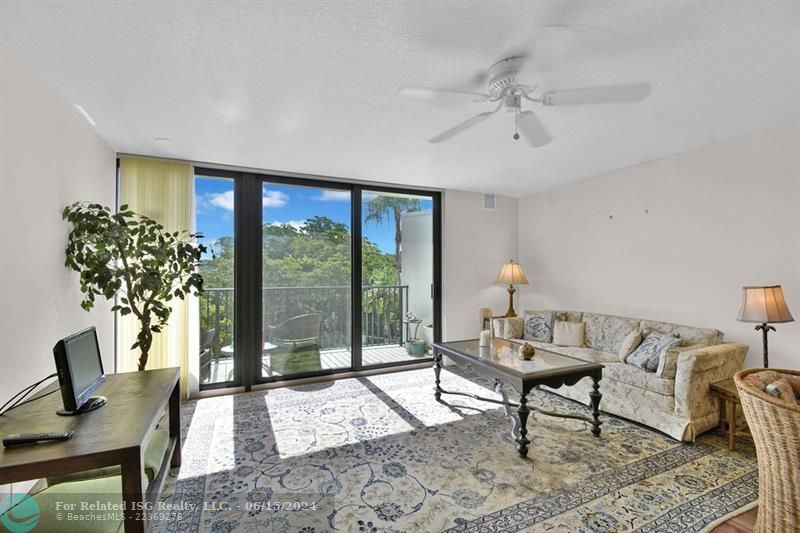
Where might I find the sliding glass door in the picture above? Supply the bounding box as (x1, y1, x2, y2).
(195, 170, 440, 391)
(361, 190, 436, 366)
(260, 181, 352, 379)
(195, 175, 236, 387)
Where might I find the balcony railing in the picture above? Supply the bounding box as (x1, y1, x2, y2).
(199, 285, 409, 354)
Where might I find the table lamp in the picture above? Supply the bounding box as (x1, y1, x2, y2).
(496, 259, 529, 318)
(737, 285, 794, 368)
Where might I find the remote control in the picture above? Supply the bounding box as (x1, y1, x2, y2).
(3, 431, 74, 447)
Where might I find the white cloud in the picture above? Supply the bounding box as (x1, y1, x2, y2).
(208, 190, 234, 211)
(269, 220, 306, 231)
(203, 190, 288, 211)
(263, 190, 289, 207)
(314, 190, 351, 202)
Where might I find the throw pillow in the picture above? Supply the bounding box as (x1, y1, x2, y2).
(523, 311, 556, 343)
(655, 343, 706, 379)
(553, 320, 585, 347)
(765, 378, 799, 405)
(492, 318, 504, 338)
(627, 333, 682, 373)
(617, 329, 642, 362)
(504, 317, 524, 339)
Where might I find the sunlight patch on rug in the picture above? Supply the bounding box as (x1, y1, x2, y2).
(265, 378, 416, 458)
(154, 367, 758, 533)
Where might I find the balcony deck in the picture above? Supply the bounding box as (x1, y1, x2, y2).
(203, 344, 428, 384)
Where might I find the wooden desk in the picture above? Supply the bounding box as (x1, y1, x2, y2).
(0, 368, 181, 533)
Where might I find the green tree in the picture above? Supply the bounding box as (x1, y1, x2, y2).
(364, 196, 421, 283)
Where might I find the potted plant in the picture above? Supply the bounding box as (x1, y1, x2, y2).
(405, 313, 427, 357)
(62, 202, 206, 371)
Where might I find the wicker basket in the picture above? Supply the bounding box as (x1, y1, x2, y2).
(734, 368, 800, 532)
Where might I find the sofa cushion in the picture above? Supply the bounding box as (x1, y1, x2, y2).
(533, 343, 618, 364)
(552, 320, 585, 347)
(627, 333, 681, 372)
(503, 317, 523, 339)
(640, 319, 723, 346)
(604, 363, 676, 396)
(523, 311, 556, 342)
(582, 313, 607, 350)
(580, 313, 639, 353)
(618, 329, 643, 362)
(656, 343, 707, 379)
(601, 316, 640, 354)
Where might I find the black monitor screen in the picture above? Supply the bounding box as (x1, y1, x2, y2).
(64, 329, 103, 398)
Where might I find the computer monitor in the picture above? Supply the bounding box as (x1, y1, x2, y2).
(53, 326, 107, 415)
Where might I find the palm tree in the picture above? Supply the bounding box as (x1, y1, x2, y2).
(364, 196, 421, 283)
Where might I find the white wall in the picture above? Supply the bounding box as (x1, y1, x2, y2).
(517, 123, 800, 369)
(400, 211, 433, 336)
(0, 38, 116, 411)
(443, 191, 518, 341)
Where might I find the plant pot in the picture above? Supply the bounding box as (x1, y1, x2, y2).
(407, 340, 427, 357)
(422, 325, 434, 346)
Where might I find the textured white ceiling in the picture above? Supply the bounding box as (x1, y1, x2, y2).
(1, 0, 799, 196)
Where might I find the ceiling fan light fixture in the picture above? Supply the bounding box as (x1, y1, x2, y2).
(401, 53, 651, 147)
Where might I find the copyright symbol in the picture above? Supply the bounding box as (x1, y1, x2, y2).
(56, 512, 63, 520)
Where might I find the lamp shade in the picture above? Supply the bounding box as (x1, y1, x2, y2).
(496, 260, 529, 285)
(737, 285, 794, 323)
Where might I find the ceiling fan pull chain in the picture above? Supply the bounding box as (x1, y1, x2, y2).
(513, 113, 520, 140)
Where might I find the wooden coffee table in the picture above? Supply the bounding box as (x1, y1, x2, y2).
(432, 338, 604, 457)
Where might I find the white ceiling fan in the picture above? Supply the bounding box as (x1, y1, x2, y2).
(398, 55, 651, 147)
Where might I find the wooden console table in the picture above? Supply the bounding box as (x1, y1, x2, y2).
(0, 368, 181, 533)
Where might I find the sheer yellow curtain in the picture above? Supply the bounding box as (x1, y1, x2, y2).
(118, 157, 193, 398)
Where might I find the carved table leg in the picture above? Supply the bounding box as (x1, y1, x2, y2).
(590, 374, 603, 437)
(516, 394, 531, 457)
(433, 351, 442, 401)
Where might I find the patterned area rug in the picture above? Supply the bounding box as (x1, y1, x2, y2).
(153, 367, 757, 532)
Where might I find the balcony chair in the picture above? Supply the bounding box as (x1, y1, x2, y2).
(265, 313, 322, 352)
(199, 328, 217, 383)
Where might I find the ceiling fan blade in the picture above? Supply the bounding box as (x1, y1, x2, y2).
(541, 82, 651, 106)
(517, 111, 552, 148)
(397, 86, 490, 103)
(429, 112, 493, 143)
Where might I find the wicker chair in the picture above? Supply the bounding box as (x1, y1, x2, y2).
(265, 313, 322, 351)
(734, 368, 800, 532)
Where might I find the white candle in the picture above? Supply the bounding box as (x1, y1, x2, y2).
(479, 329, 492, 347)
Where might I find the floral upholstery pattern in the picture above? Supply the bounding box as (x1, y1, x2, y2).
(627, 334, 682, 373)
(640, 319, 723, 346)
(582, 313, 607, 350)
(523, 311, 555, 342)
(656, 343, 707, 379)
(499, 310, 746, 441)
(492, 317, 523, 339)
(674, 344, 748, 422)
(503, 317, 523, 339)
(604, 363, 676, 396)
(601, 316, 641, 354)
(555, 310, 583, 322)
(618, 329, 643, 362)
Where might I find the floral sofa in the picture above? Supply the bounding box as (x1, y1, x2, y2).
(493, 310, 748, 441)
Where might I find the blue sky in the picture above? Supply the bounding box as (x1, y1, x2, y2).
(195, 177, 432, 254)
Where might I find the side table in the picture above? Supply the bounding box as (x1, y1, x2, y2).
(710, 378, 750, 451)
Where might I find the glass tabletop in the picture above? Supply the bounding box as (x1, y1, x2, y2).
(438, 338, 597, 376)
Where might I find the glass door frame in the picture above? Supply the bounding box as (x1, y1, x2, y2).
(196, 167, 441, 391)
